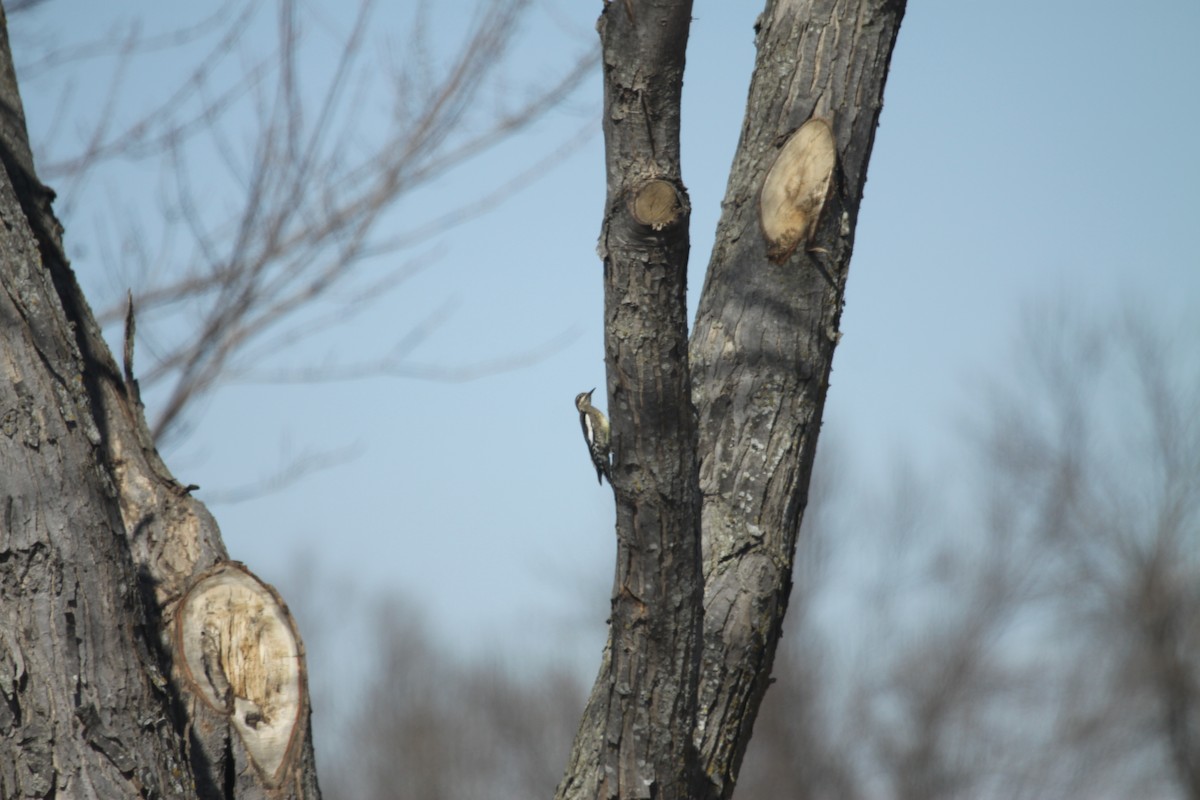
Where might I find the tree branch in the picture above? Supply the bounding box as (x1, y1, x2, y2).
(556, 1, 704, 799)
(689, 1, 906, 795)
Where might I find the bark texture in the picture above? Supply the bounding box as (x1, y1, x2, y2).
(0, 4, 320, 797)
(689, 0, 905, 795)
(560, 0, 906, 797)
(0, 174, 190, 799)
(555, 2, 703, 799)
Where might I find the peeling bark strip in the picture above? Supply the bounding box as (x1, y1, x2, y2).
(760, 118, 837, 261)
(177, 562, 308, 786)
(556, 1, 703, 800)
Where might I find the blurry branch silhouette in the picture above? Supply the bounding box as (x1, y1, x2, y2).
(978, 303, 1200, 798)
(237, 319, 583, 385)
(319, 600, 582, 800)
(18, 0, 596, 447)
(285, 301, 1197, 799)
(198, 439, 363, 506)
(5, 0, 50, 17)
(738, 301, 1199, 799)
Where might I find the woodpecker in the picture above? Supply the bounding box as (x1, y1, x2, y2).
(575, 388, 612, 485)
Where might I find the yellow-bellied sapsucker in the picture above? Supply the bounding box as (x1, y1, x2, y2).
(575, 388, 612, 485)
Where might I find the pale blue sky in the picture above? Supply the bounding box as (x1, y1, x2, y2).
(11, 0, 1200, 687)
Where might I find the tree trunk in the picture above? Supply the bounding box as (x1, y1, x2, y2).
(0, 4, 321, 797)
(691, 2, 906, 793)
(559, 0, 905, 797)
(556, 2, 705, 800)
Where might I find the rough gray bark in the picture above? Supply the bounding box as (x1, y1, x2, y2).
(690, 2, 906, 794)
(555, 2, 704, 800)
(560, 0, 905, 797)
(0, 3, 321, 797)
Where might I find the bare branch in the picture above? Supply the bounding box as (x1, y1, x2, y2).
(237, 324, 582, 386)
(23, 0, 596, 446)
(200, 440, 363, 505)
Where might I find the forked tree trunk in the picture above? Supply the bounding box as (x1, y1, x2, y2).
(0, 0, 905, 794)
(557, 1, 905, 798)
(0, 5, 321, 798)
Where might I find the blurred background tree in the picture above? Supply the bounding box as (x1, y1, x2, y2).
(301, 300, 1199, 799)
